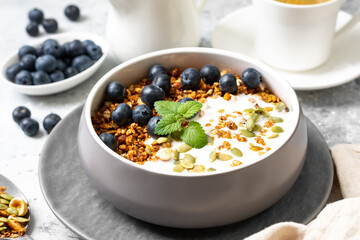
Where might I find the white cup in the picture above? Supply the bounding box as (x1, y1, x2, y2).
(254, 0, 360, 71)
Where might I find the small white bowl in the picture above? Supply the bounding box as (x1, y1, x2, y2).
(0, 32, 108, 96)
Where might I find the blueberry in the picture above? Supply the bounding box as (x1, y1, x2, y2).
(28, 8, 44, 23)
(86, 45, 103, 60)
(18, 45, 37, 60)
(83, 40, 95, 48)
(152, 74, 171, 94)
(50, 70, 65, 82)
(42, 18, 58, 33)
(71, 55, 93, 72)
(20, 118, 39, 136)
(106, 82, 126, 103)
(56, 60, 67, 71)
(32, 71, 51, 85)
(43, 113, 61, 134)
(36, 44, 45, 56)
(140, 84, 165, 108)
(178, 97, 199, 119)
(219, 73, 238, 94)
(26, 22, 39, 37)
(132, 105, 153, 126)
(241, 68, 262, 89)
(149, 64, 168, 81)
(181, 68, 201, 90)
(6, 63, 22, 81)
(12, 106, 31, 125)
(200, 64, 220, 85)
(20, 54, 37, 71)
(99, 133, 117, 151)
(43, 39, 59, 46)
(64, 67, 78, 78)
(15, 70, 33, 85)
(43, 42, 62, 58)
(35, 54, 57, 73)
(64, 5, 80, 21)
(62, 57, 72, 66)
(147, 116, 165, 139)
(66, 40, 86, 58)
(111, 103, 132, 126)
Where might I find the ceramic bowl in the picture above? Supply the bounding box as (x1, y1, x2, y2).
(0, 32, 108, 96)
(77, 47, 308, 228)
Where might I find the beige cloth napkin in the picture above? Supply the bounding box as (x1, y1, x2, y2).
(245, 144, 360, 240)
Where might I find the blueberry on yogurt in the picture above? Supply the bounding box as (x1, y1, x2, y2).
(241, 68, 262, 89)
(200, 64, 220, 85)
(147, 116, 165, 139)
(106, 82, 127, 103)
(140, 84, 165, 108)
(152, 74, 171, 94)
(132, 104, 153, 126)
(149, 64, 168, 81)
(111, 103, 132, 126)
(181, 68, 202, 90)
(99, 133, 117, 151)
(219, 73, 237, 94)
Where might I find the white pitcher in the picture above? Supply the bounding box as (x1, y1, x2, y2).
(106, 0, 207, 62)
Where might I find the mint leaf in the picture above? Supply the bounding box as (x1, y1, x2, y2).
(154, 101, 181, 117)
(154, 114, 182, 135)
(178, 101, 202, 119)
(179, 121, 207, 148)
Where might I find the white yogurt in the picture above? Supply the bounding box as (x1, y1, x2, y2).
(143, 94, 295, 175)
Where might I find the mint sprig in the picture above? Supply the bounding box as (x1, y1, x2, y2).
(154, 100, 207, 149)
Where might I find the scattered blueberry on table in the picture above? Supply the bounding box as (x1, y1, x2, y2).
(43, 113, 61, 134)
(12, 106, 31, 125)
(64, 5, 80, 21)
(20, 118, 39, 136)
(6, 38, 103, 86)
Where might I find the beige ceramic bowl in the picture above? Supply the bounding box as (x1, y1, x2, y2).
(77, 47, 307, 228)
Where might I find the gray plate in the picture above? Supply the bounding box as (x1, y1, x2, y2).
(39, 105, 333, 240)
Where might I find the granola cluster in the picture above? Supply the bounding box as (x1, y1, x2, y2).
(92, 67, 281, 164)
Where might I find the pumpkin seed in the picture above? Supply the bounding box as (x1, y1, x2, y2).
(156, 137, 168, 144)
(145, 146, 152, 155)
(217, 109, 225, 113)
(207, 168, 216, 172)
(174, 160, 180, 165)
(264, 107, 273, 112)
(7, 207, 18, 216)
(259, 152, 266, 156)
(231, 148, 243, 157)
(209, 150, 216, 162)
(240, 129, 255, 138)
(255, 108, 270, 117)
(271, 126, 284, 133)
(246, 117, 255, 131)
(206, 135, 214, 145)
(171, 131, 182, 142)
(0, 199, 9, 205)
(188, 165, 205, 173)
(173, 149, 179, 161)
(275, 102, 286, 112)
(156, 148, 172, 161)
(184, 154, 196, 164)
(243, 108, 254, 114)
(253, 124, 262, 132)
(173, 164, 185, 173)
(267, 116, 284, 123)
(180, 159, 195, 169)
(0, 204, 7, 210)
(177, 143, 192, 153)
(250, 112, 260, 122)
(0, 222, 4, 227)
(250, 146, 264, 151)
(0, 227, 7, 232)
(0, 194, 13, 201)
(267, 133, 279, 139)
(0, 217, 8, 223)
(12, 217, 29, 223)
(216, 153, 233, 161)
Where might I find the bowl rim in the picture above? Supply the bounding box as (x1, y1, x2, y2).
(0, 32, 109, 94)
(83, 47, 302, 177)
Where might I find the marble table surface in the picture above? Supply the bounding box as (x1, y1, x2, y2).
(0, 0, 359, 239)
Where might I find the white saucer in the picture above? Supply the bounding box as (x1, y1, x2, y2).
(212, 6, 360, 90)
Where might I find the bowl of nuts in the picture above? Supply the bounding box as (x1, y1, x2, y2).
(77, 47, 307, 228)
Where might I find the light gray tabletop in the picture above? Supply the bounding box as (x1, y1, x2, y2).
(0, 0, 359, 239)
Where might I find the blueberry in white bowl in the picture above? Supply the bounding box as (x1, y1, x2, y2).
(0, 32, 108, 95)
